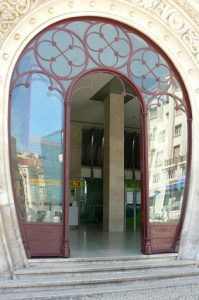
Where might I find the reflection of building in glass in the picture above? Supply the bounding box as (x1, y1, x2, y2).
(12, 119, 63, 223)
(11, 130, 63, 223)
(11, 137, 26, 221)
(148, 91, 187, 223)
(16, 152, 45, 221)
(41, 130, 63, 207)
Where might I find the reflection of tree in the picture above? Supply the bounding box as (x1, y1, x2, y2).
(15, 178, 26, 221)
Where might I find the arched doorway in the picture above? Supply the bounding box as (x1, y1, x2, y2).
(9, 17, 191, 257)
(68, 71, 143, 257)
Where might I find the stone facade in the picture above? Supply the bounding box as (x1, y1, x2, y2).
(0, 0, 199, 278)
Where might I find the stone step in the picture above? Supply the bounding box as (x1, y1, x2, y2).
(14, 259, 196, 279)
(1, 264, 199, 292)
(0, 271, 199, 299)
(1, 256, 198, 299)
(28, 253, 177, 267)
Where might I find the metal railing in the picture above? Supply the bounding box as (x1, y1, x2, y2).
(164, 155, 186, 166)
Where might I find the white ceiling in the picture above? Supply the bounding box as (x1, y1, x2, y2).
(70, 72, 140, 131)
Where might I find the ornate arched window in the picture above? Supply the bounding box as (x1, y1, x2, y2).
(9, 18, 191, 257)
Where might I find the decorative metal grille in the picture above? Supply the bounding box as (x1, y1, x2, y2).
(10, 18, 187, 110)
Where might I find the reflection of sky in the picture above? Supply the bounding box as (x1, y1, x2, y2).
(15, 21, 174, 101)
(12, 76, 63, 154)
(21, 21, 171, 93)
(29, 79, 63, 137)
(12, 20, 181, 155)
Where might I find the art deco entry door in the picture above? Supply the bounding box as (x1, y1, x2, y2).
(9, 17, 191, 257)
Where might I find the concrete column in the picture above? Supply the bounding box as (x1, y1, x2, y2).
(70, 123, 82, 180)
(103, 93, 124, 232)
(70, 123, 82, 212)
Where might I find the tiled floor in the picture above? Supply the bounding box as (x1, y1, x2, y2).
(69, 224, 141, 258)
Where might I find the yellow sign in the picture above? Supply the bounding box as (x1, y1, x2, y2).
(70, 180, 83, 188)
(30, 179, 60, 186)
(29, 179, 83, 188)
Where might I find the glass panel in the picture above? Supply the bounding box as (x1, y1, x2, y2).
(13, 19, 182, 103)
(11, 74, 64, 223)
(10, 18, 190, 230)
(148, 96, 187, 223)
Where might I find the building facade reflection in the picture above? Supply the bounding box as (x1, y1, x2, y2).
(148, 89, 187, 224)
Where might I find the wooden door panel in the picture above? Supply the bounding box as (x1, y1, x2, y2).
(150, 224, 178, 253)
(23, 223, 63, 257)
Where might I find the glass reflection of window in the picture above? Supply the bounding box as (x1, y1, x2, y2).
(175, 124, 182, 136)
(155, 151, 163, 167)
(149, 107, 157, 119)
(173, 145, 180, 159)
(158, 130, 165, 142)
(168, 168, 176, 179)
(153, 173, 160, 183)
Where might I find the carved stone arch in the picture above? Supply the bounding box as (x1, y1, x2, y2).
(0, 0, 199, 277)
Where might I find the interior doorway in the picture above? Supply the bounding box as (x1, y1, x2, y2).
(68, 72, 142, 257)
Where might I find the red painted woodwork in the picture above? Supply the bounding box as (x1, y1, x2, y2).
(150, 224, 178, 253)
(9, 17, 192, 258)
(23, 223, 63, 257)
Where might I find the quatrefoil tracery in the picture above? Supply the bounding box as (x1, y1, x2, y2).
(34, 28, 88, 80)
(85, 23, 132, 68)
(11, 19, 184, 107)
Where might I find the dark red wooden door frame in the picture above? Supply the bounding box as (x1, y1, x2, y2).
(65, 68, 152, 255)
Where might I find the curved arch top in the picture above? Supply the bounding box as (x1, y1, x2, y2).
(10, 17, 191, 116)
